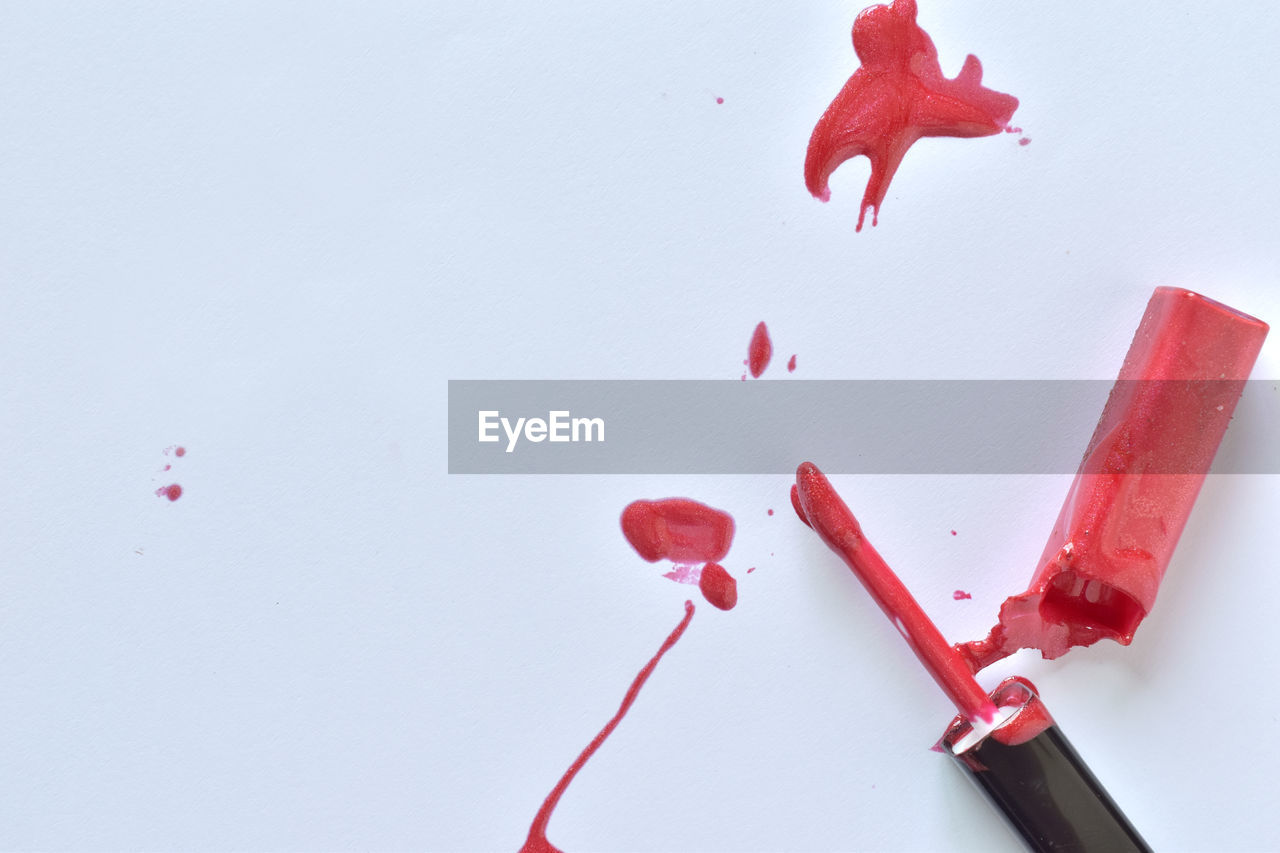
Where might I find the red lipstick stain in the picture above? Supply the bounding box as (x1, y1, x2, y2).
(521, 601, 695, 853)
(748, 322, 772, 378)
(698, 562, 738, 611)
(156, 484, 183, 502)
(621, 499, 734, 563)
(953, 590, 972, 600)
(804, 0, 1019, 230)
(715, 96, 724, 104)
(787, 354, 797, 373)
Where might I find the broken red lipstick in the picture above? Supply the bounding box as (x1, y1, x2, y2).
(804, 0, 1018, 231)
(792, 462, 1150, 851)
(959, 288, 1269, 672)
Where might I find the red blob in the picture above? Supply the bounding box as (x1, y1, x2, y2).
(156, 484, 183, 502)
(787, 354, 797, 373)
(804, 0, 1018, 231)
(748, 322, 772, 378)
(1018, 137, 1031, 146)
(620, 499, 735, 563)
(175, 446, 186, 457)
(521, 601, 695, 853)
(698, 562, 738, 611)
(767, 508, 774, 516)
(950, 529, 957, 536)
(715, 96, 724, 104)
(953, 590, 972, 600)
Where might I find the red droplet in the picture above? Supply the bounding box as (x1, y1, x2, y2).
(804, 0, 1019, 231)
(747, 566, 756, 573)
(1018, 137, 1031, 146)
(748, 322, 772, 378)
(715, 96, 724, 104)
(156, 484, 183, 502)
(950, 529, 957, 536)
(699, 562, 738, 610)
(621, 499, 735, 563)
(953, 590, 972, 600)
(767, 508, 774, 516)
(787, 354, 797, 373)
(521, 602, 695, 853)
(175, 446, 186, 457)
(163, 464, 171, 471)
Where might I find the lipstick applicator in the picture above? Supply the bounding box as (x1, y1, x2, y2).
(792, 462, 1150, 853)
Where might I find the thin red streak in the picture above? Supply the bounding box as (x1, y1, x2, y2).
(521, 601, 696, 853)
(794, 462, 995, 723)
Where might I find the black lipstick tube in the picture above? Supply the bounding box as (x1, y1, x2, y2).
(938, 677, 1151, 853)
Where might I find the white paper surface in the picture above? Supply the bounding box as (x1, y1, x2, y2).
(3, 1, 1279, 850)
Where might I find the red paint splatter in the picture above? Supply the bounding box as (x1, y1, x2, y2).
(794, 461, 995, 722)
(1018, 137, 1031, 146)
(748, 322, 772, 378)
(698, 562, 738, 611)
(661, 564, 702, 586)
(787, 354, 797, 373)
(958, 289, 1268, 673)
(621, 499, 735, 563)
(715, 96, 724, 104)
(747, 567, 756, 574)
(953, 590, 972, 600)
(175, 446, 186, 457)
(804, 0, 1019, 231)
(767, 508, 774, 516)
(163, 464, 171, 472)
(521, 601, 695, 853)
(156, 484, 183, 502)
(950, 529, 957, 536)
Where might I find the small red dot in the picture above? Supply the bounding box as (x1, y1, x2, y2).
(156, 484, 183, 501)
(950, 530, 957, 536)
(767, 509, 774, 516)
(715, 96, 724, 104)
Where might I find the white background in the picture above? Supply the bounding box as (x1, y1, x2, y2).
(3, 1, 1280, 851)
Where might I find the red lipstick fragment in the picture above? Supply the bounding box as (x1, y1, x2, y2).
(793, 462, 1150, 851)
(959, 288, 1268, 671)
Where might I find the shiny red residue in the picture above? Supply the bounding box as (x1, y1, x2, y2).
(621, 499, 735, 563)
(787, 354, 797, 373)
(804, 0, 1018, 231)
(156, 484, 183, 502)
(953, 590, 972, 600)
(521, 601, 695, 853)
(748, 322, 772, 378)
(698, 562, 738, 611)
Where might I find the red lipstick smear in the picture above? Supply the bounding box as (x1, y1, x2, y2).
(521, 601, 695, 853)
(794, 461, 996, 723)
(787, 354, 797, 373)
(698, 562, 738, 611)
(748, 322, 772, 378)
(958, 289, 1268, 672)
(804, 0, 1019, 231)
(621, 499, 735, 563)
(953, 590, 972, 601)
(156, 484, 182, 502)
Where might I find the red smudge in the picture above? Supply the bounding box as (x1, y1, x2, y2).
(748, 322, 772, 378)
(958, 289, 1268, 673)
(794, 461, 995, 723)
(521, 601, 695, 853)
(156, 484, 183, 502)
(787, 354, 797, 373)
(698, 562, 738, 611)
(621, 498, 735, 563)
(163, 464, 171, 472)
(804, 0, 1018, 231)
(1018, 137, 1031, 146)
(175, 446, 186, 457)
(950, 529, 957, 536)
(747, 566, 756, 574)
(661, 564, 702, 586)
(767, 508, 774, 516)
(716, 96, 724, 104)
(953, 590, 972, 600)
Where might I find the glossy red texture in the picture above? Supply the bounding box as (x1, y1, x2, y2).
(156, 484, 182, 502)
(620, 499, 735, 563)
(521, 601, 695, 853)
(804, 0, 1018, 231)
(939, 676, 1054, 759)
(698, 562, 738, 610)
(748, 322, 772, 378)
(959, 288, 1268, 671)
(794, 461, 996, 723)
